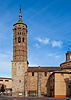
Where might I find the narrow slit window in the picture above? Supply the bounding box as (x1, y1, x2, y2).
(15, 38, 16, 43)
(32, 72, 34, 76)
(23, 37, 24, 43)
(45, 72, 47, 76)
(18, 37, 21, 43)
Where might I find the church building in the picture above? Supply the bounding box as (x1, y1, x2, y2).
(12, 9, 71, 98)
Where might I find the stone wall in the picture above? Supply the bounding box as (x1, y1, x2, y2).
(27, 71, 50, 97)
(12, 61, 27, 97)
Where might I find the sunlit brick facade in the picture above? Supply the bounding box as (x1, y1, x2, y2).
(11, 9, 71, 98)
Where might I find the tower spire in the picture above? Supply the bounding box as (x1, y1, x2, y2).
(18, 8, 23, 23)
(69, 48, 70, 51)
(19, 8, 22, 18)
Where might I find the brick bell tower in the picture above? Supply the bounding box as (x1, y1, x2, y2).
(12, 8, 28, 97)
(66, 48, 71, 61)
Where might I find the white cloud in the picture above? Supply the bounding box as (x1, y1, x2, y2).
(52, 40, 63, 48)
(36, 37, 50, 45)
(34, 43, 41, 48)
(55, 55, 60, 58)
(48, 53, 53, 57)
(48, 53, 60, 59)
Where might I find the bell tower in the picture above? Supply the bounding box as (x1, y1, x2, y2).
(12, 8, 28, 97)
(66, 48, 71, 61)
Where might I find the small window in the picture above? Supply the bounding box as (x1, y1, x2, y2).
(20, 32, 21, 35)
(45, 72, 47, 76)
(5, 80, 9, 82)
(32, 72, 34, 76)
(14, 28, 16, 30)
(22, 37, 24, 42)
(19, 80, 21, 83)
(69, 85, 71, 88)
(18, 37, 21, 43)
(18, 28, 21, 29)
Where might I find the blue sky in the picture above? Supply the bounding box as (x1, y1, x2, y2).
(0, 0, 71, 77)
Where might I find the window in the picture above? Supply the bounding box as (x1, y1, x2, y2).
(19, 80, 21, 83)
(14, 28, 16, 30)
(32, 72, 34, 76)
(45, 72, 47, 76)
(70, 55, 71, 60)
(18, 37, 21, 43)
(18, 28, 21, 29)
(5, 80, 9, 82)
(69, 85, 71, 88)
(22, 37, 24, 42)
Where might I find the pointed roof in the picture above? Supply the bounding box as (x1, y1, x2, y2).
(17, 8, 23, 23)
(67, 48, 71, 53)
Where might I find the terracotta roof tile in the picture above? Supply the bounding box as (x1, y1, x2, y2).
(27, 67, 60, 72)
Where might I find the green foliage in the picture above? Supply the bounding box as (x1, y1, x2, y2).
(1, 84, 5, 92)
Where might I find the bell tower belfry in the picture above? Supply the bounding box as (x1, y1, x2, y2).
(12, 8, 28, 97)
(66, 48, 71, 61)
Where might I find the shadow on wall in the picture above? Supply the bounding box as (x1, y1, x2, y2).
(47, 76, 54, 97)
(64, 78, 71, 97)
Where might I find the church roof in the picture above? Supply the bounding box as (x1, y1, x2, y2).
(60, 60, 71, 69)
(27, 67, 60, 72)
(0, 77, 12, 80)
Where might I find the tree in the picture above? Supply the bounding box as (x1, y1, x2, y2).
(1, 84, 5, 93)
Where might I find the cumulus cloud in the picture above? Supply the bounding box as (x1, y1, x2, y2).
(35, 37, 63, 48)
(51, 40, 63, 48)
(36, 37, 50, 45)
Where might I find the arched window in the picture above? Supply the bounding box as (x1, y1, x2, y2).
(14, 28, 16, 30)
(32, 72, 34, 76)
(18, 37, 21, 43)
(45, 72, 47, 76)
(22, 37, 24, 43)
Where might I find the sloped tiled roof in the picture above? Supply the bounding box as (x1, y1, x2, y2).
(27, 67, 60, 72)
(0, 77, 12, 80)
